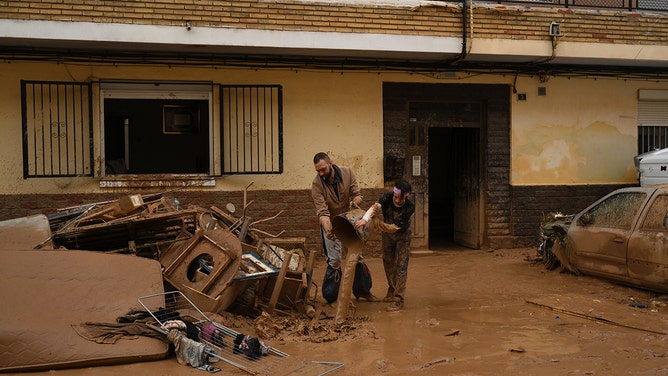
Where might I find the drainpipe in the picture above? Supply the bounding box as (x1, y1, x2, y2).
(460, 0, 468, 59)
(445, 0, 470, 65)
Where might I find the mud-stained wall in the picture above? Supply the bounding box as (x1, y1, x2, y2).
(511, 76, 655, 185)
(3, 61, 668, 249)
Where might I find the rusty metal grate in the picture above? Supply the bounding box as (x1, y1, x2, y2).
(21, 80, 93, 178)
(220, 85, 283, 174)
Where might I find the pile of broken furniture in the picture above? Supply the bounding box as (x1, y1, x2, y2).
(0, 188, 318, 373)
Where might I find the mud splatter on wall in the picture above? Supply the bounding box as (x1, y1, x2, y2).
(513, 121, 638, 184)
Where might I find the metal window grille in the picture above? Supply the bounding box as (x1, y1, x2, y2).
(220, 85, 283, 174)
(21, 81, 93, 178)
(638, 126, 668, 154)
(638, 94, 668, 154)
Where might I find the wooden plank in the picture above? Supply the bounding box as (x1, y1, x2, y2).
(303, 250, 316, 302)
(202, 232, 239, 260)
(267, 252, 293, 314)
(201, 254, 232, 294)
(163, 230, 202, 274)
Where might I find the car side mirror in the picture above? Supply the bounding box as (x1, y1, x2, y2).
(578, 213, 592, 226)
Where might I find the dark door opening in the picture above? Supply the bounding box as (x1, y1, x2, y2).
(428, 127, 480, 249)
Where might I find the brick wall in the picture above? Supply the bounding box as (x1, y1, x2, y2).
(0, 1, 665, 46)
(510, 183, 633, 248)
(0, 184, 633, 252)
(0, 187, 386, 256)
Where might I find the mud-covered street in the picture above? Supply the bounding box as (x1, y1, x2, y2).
(17, 246, 668, 376)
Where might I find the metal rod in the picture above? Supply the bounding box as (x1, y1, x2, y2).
(313, 361, 345, 376)
(526, 300, 666, 335)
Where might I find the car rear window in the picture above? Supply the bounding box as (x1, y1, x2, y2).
(641, 194, 668, 230)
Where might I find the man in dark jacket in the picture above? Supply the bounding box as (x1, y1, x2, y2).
(311, 152, 379, 303)
(355, 180, 415, 311)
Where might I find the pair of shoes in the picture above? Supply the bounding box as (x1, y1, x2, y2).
(386, 300, 403, 312)
(356, 293, 380, 302)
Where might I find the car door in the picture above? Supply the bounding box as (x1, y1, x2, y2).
(568, 190, 649, 279)
(627, 190, 668, 291)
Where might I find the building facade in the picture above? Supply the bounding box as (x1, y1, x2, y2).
(0, 0, 667, 250)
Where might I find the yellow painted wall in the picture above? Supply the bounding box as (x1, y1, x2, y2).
(2, 61, 668, 194)
(0, 62, 395, 194)
(510, 76, 668, 185)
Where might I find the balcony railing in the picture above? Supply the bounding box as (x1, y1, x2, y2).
(490, 0, 667, 12)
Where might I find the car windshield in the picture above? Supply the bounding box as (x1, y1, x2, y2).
(585, 192, 647, 229)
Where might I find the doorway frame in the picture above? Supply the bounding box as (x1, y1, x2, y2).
(382, 82, 510, 250)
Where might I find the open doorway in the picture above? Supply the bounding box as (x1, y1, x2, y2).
(428, 127, 481, 249)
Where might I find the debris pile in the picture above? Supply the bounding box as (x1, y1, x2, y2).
(0, 185, 361, 374)
(5, 184, 317, 318)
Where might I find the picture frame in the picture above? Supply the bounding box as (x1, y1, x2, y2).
(163, 105, 200, 134)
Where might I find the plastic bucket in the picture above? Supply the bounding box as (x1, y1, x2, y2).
(331, 209, 368, 249)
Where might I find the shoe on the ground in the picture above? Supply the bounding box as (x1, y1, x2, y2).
(386, 300, 403, 312)
(382, 294, 396, 303)
(355, 292, 380, 302)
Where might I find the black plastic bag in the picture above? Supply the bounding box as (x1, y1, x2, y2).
(322, 264, 341, 303)
(352, 261, 373, 297)
(322, 262, 373, 303)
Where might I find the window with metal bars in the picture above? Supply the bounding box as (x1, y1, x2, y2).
(638, 126, 668, 154)
(220, 85, 283, 174)
(638, 91, 668, 154)
(21, 80, 93, 178)
(21, 81, 284, 181)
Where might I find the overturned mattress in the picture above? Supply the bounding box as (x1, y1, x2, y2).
(0, 250, 169, 372)
(0, 214, 53, 250)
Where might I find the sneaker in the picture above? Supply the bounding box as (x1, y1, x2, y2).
(355, 293, 381, 302)
(386, 300, 403, 312)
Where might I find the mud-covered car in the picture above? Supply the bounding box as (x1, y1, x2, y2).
(539, 185, 668, 293)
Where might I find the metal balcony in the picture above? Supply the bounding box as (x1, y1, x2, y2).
(489, 0, 667, 12)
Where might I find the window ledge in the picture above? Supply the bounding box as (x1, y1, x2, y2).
(99, 174, 216, 188)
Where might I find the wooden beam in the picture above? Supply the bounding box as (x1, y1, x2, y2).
(267, 252, 293, 314)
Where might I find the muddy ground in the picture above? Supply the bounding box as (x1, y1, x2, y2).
(16, 246, 668, 376)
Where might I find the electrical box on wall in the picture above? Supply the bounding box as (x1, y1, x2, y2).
(412, 155, 421, 176)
